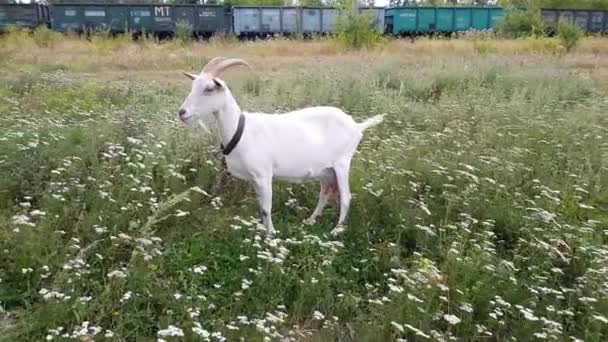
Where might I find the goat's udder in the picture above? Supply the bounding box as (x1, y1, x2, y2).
(324, 178, 339, 201)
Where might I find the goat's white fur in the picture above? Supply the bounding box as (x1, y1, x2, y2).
(178, 58, 384, 237)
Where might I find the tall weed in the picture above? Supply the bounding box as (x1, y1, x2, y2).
(525, 36, 563, 54)
(89, 30, 132, 52)
(473, 39, 497, 54)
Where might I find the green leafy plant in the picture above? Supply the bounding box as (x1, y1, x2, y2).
(335, 9, 385, 50)
(496, 8, 546, 38)
(175, 19, 193, 44)
(32, 26, 57, 48)
(557, 19, 583, 52)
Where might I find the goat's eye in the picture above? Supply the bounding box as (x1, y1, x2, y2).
(203, 86, 215, 94)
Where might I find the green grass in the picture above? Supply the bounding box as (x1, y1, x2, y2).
(1, 44, 608, 342)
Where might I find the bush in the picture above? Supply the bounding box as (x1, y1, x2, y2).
(32, 26, 57, 48)
(525, 36, 563, 55)
(175, 20, 193, 44)
(496, 9, 546, 38)
(557, 19, 583, 52)
(335, 11, 385, 49)
(4, 25, 31, 46)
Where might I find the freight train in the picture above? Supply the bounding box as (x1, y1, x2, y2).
(1, 3, 607, 38)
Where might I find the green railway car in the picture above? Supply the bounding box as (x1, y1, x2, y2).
(50, 4, 127, 32)
(385, 6, 505, 35)
(49, 3, 228, 36)
(0, 3, 49, 31)
(126, 4, 229, 36)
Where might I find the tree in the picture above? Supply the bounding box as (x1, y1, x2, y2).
(298, 0, 325, 6)
(222, 0, 285, 6)
(389, 0, 415, 6)
(499, 0, 608, 9)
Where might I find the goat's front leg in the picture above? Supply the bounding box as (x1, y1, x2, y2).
(254, 177, 275, 237)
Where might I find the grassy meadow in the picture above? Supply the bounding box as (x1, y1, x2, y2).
(1, 31, 608, 341)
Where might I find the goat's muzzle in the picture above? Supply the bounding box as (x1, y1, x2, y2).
(178, 108, 191, 122)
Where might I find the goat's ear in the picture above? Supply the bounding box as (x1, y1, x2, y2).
(183, 72, 197, 80)
(212, 78, 224, 89)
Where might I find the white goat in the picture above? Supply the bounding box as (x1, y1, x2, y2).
(178, 57, 384, 237)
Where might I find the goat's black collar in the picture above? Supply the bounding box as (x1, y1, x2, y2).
(220, 113, 246, 156)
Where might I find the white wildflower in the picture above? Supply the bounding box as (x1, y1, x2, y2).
(121, 291, 132, 302)
(157, 325, 184, 338)
(31, 210, 46, 216)
(312, 311, 325, 320)
(391, 321, 404, 333)
(12, 214, 35, 227)
(444, 314, 461, 325)
(107, 270, 127, 279)
(192, 322, 210, 339)
(592, 315, 608, 324)
(460, 303, 474, 313)
(193, 265, 207, 274)
(403, 323, 431, 339)
(388, 284, 404, 293)
(175, 209, 190, 217)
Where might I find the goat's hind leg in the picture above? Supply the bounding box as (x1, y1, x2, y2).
(331, 161, 353, 237)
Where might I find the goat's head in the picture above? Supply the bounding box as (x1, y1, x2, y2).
(178, 57, 251, 124)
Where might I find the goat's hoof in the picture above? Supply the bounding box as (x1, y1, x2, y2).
(303, 217, 316, 226)
(330, 225, 346, 237)
(266, 227, 277, 238)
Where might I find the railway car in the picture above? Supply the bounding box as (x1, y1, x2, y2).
(49, 3, 229, 37)
(2, 3, 608, 40)
(385, 6, 504, 35)
(50, 4, 128, 33)
(0, 3, 49, 31)
(541, 8, 608, 33)
(232, 6, 338, 36)
(231, 6, 384, 37)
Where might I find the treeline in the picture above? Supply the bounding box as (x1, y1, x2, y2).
(499, 0, 608, 9)
(389, 0, 608, 9)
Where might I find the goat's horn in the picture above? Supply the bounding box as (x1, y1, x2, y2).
(208, 58, 251, 77)
(202, 57, 226, 74)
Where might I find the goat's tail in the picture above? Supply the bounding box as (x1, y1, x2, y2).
(357, 114, 385, 132)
